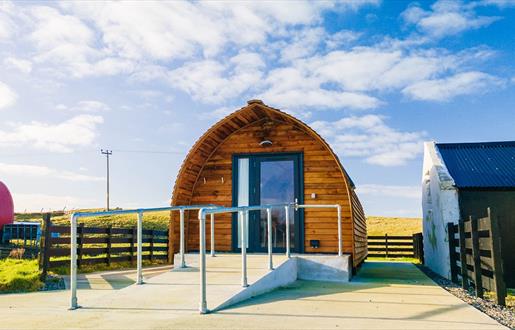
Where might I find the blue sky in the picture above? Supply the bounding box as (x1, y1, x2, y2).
(0, 0, 514, 216)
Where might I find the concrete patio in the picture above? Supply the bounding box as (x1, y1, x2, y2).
(0, 257, 506, 329)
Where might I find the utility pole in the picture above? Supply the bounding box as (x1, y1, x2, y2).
(101, 149, 112, 211)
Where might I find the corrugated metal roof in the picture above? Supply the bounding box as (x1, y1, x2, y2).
(436, 141, 515, 189)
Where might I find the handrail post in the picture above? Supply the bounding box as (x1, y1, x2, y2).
(337, 205, 342, 257)
(210, 213, 215, 257)
(70, 214, 78, 310)
(267, 208, 273, 270)
(179, 209, 186, 268)
(241, 211, 248, 287)
(136, 211, 143, 285)
(199, 210, 207, 314)
(285, 205, 290, 258)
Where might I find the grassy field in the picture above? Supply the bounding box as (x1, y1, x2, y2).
(366, 216, 422, 236)
(16, 212, 423, 235)
(0, 259, 43, 293)
(15, 210, 170, 231)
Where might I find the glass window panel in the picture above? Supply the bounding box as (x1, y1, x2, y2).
(259, 160, 295, 249)
(237, 158, 249, 248)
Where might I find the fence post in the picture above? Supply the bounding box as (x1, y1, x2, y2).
(412, 233, 418, 260)
(487, 208, 506, 306)
(149, 230, 154, 262)
(106, 225, 112, 266)
(130, 226, 136, 265)
(166, 229, 170, 264)
(39, 213, 52, 281)
(447, 223, 458, 283)
(77, 223, 84, 269)
(385, 233, 389, 258)
(458, 219, 468, 289)
(470, 216, 483, 298)
(418, 233, 424, 264)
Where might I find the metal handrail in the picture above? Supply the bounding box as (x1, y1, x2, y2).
(69, 204, 219, 310)
(196, 202, 342, 314)
(68, 202, 343, 314)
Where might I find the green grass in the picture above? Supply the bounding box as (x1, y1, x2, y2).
(366, 216, 422, 236)
(0, 259, 43, 293)
(15, 210, 170, 231)
(50, 258, 168, 275)
(367, 257, 420, 263)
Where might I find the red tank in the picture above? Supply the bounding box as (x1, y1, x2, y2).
(0, 181, 14, 230)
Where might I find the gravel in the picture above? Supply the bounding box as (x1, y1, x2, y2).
(416, 264, 514, 329)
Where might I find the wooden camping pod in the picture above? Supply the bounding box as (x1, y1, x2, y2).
(169, 100, 367, 268)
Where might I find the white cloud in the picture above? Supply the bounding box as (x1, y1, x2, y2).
(402, 71, 503, 101)
(402, 0, 500, 38)
(197, 106, 237, 121)
(60, 1, 338, 62)
(356, 184, 420, 199)
(12, 192, 99, 212)
(169, 52, 265, 103)
(481, 0, 515, 8)
(4, 57, 32, 73)
(0, 1, 16, 40)
(310, 115, 426, 166)
(0, 115, 103, 152)
(257, 46, 463, 110)
(0, 81, 17, 109)
(58, 100, 111, 112)
(0, 163, 103, 182)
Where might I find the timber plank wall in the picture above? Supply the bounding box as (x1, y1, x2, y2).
(170, 102, 367, 267)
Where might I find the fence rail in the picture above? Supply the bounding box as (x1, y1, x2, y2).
(367, 233, 423, 262)
(447, 207, 506, 306)
(39, 215, 169, 279)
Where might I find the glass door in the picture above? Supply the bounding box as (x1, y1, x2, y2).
(232, 153, 303, 253)
(257, 159, 295, 251)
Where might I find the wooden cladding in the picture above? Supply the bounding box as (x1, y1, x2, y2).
(169, 102, 367, 268)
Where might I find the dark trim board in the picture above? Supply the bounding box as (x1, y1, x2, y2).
(231, 152, 304, 253)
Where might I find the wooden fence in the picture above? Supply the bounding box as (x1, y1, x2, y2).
(367, 233, 423, 262)
(39, 215, 169, 279)
(447, 208, 507, 305)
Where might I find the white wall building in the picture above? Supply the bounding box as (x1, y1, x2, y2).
(421, 141, 460, 279)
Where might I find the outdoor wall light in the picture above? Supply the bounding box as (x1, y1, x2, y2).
(310, 240, 320, 249)
(259, 140, 273, 147)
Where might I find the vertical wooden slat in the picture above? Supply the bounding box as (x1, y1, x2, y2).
(411, 234, 419, 259)
(106, 225, 112, 266)
(39, 213, 52, 281)
(384, 234, 388, 258)
(447, 223, 458, 283)
(130, 227, 136, 265)
(458, 219, 468, 290)
(488, 208, 506, 306)
(470, 216, 483, 298)
(150, 230, 154, 262)
(77, 223, 84, 269)
(166, 230, 170, 263)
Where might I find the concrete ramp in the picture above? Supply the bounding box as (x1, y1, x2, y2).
(215, 254, 351, 311)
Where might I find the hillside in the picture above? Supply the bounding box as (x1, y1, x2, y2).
(15, 210, 170, 231)
(16, 211, 422, 236)
(366, 216, 422, 236)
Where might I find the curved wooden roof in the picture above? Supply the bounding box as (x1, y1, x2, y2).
(171, 100, 355, 206)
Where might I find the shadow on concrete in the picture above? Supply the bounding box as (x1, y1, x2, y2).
(215, 261, 494, 326)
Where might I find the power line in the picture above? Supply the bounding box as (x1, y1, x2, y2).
(111, 149, 185, 154)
